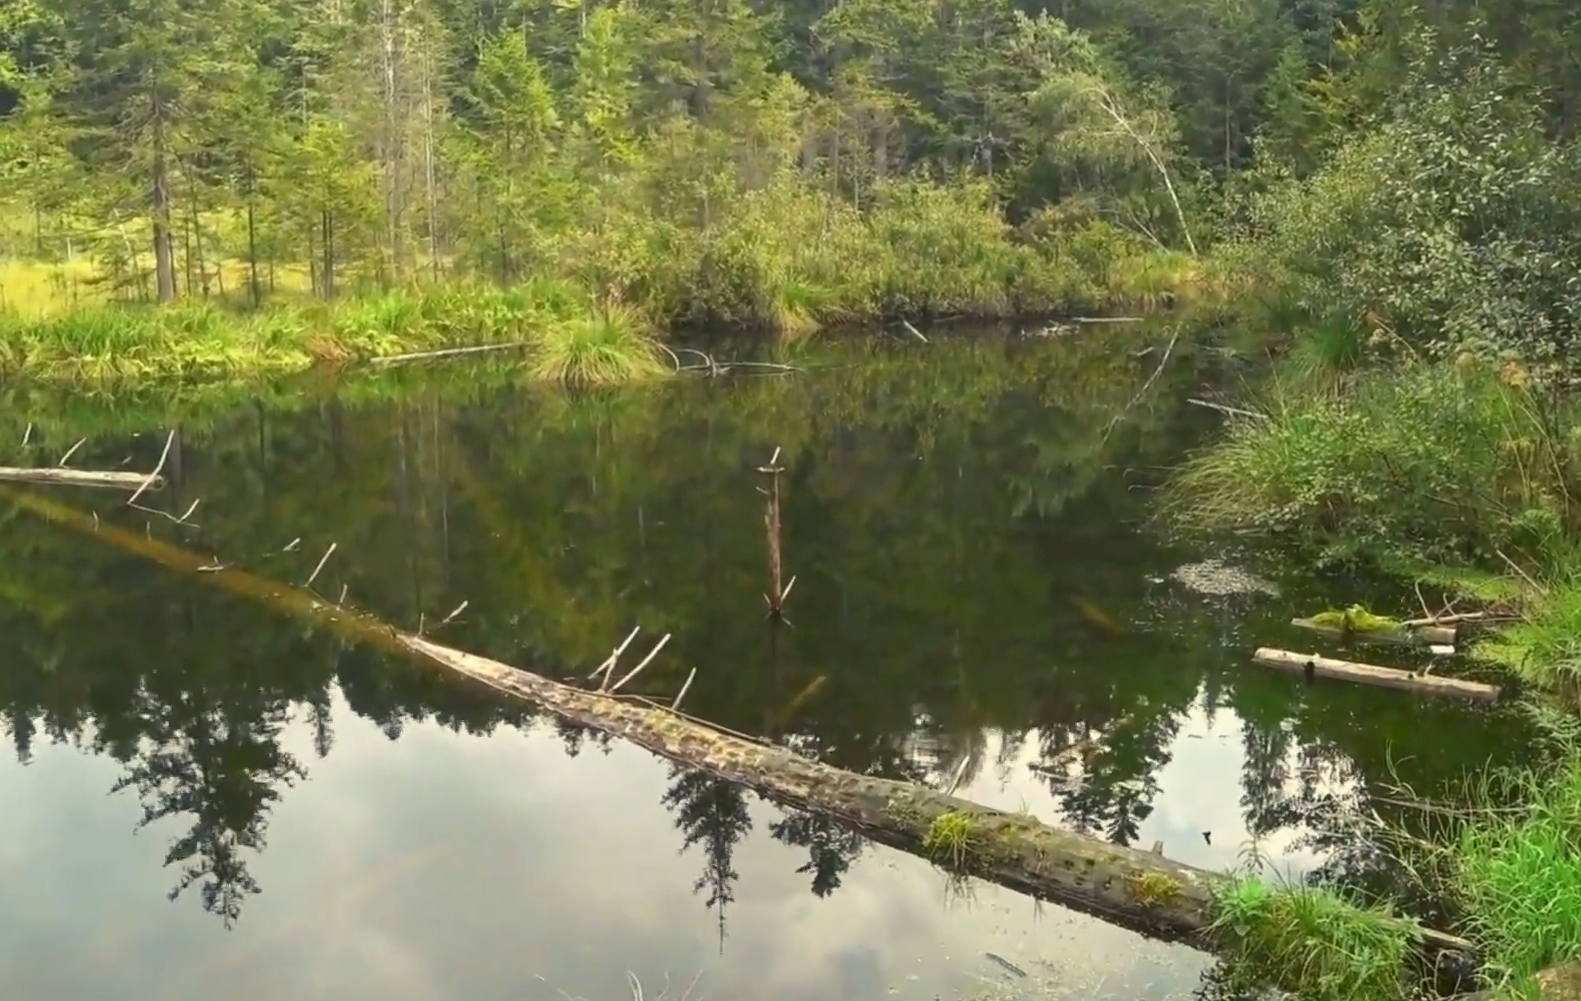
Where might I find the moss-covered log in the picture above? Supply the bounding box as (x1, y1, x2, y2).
(1291, 617, 1457, 647)
(1, 484, 1482, 972)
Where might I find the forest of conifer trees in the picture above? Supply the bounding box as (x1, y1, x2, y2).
(0, 0, 1568, 343)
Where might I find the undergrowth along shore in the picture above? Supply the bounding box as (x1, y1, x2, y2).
(1161, 332, 1581, 1000)
(0, 186, 1202, 388)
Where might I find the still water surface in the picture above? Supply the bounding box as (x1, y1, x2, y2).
(0, 331, 1527, 999)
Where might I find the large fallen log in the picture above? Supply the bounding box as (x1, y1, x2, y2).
(0, 466, 163, 491)
(0, 484, 1481, 976)
(1252, 648, 1502, 702)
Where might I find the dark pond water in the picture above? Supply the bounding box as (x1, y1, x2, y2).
(0, 329, 1531, 1000)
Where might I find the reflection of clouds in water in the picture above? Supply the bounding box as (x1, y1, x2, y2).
(0, 690, 1210, 1001)
(944, 686, 1349, 878)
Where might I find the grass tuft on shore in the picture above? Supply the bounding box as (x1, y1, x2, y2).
(1210, 877, 1417, 1001)
(528, 304, 668, 387)
(1448, 755, 1581, 990)
(1161, 363, 1581, 570)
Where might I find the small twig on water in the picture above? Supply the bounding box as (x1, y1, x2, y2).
(130, 500, 201, 528)
(589, 625, 642, 681)
(338, 583, 348, 604)
(672, 667, 697, 712)
(900, 320, 928, 343)
(283, 537, 301, 553)
(306, 542, 338, 588)
(608, 633, 670, 693)
(22, 423, 32, 446)
(58, 437, 86, 467)
(127, 429, 176, 507)
(177, 498, 201, 523)
(439, 600, 469, 627)
(1104, 326, 1183, 441)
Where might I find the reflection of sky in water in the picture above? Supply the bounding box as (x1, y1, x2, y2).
(0, 687, 1300, 1001)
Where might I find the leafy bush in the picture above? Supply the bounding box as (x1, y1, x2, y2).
(1222, 57, 1581, 364)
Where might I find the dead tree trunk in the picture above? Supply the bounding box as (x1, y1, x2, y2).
(4, 485, 1479, 979)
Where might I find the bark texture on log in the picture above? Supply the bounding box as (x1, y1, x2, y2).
(0, 467, 162, 490)
(1253, 648, 1501, 702)
(0, 485, 1481, 972)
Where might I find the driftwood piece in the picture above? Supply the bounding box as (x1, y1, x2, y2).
(1290, 617, 1457, 648)
(368, 342, 532, 366)
(1252, 648, 1501, 702)
(0, 466, 164, 491)
(0, 484, 1481, 975)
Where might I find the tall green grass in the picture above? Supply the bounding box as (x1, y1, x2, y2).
(1425, 727, 1581, 997)
(0, 280, 663, 388)
(1210, 877, 1419, 1001)
(528, 304, 669, 386)
(1162, 363, 1581, 570)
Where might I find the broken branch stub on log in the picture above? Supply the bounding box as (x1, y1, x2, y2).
(0, 466, 164, 491)
(0, 484, 1479, 976)
(1252, 648, 1501, 702)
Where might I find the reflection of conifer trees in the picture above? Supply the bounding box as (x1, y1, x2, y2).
(305, 679, 335, 760)
(1052, 711, 1184, 847)
(661, 767, 753, 949)
(553, 716, 612, 758)
(768, 811, 865, 898)
(1239, 721, 1296, 837)
(112, 687, 306, 927)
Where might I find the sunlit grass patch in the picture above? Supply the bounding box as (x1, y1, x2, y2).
(529, 303, 668, 387)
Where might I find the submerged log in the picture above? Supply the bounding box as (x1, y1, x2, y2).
(1252, 648, 1501, 702)
(1290, 617, 1457, 647)
(0, 466, 163, 491)
(0, 484, 1481, 975)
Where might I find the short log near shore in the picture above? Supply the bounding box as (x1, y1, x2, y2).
(1252, 648, 1502, 702)
(0, 466, 163, 491)
(1291, 616, 1457, 648)
(0, 484, 1481, 977)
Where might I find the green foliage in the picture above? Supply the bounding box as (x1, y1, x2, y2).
(1163, 364, 1581, 570)
(1210, 877, 1417, 1001)
(1474, 584, 1581, 696)
(0, 285, 658, 386)
(1308, 605, 1401, 633)
(528, 304, 667, 386)
(1224, 58, 1581, 364)
(1446, 753, 1581, 989)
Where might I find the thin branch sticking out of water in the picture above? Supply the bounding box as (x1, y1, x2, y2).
(306, 543, 337, 588)
(590, 625, 642, 686)
(58, 437, 86, 467)
(608, 633, 671, 693)
(127, 429, 175, 507)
